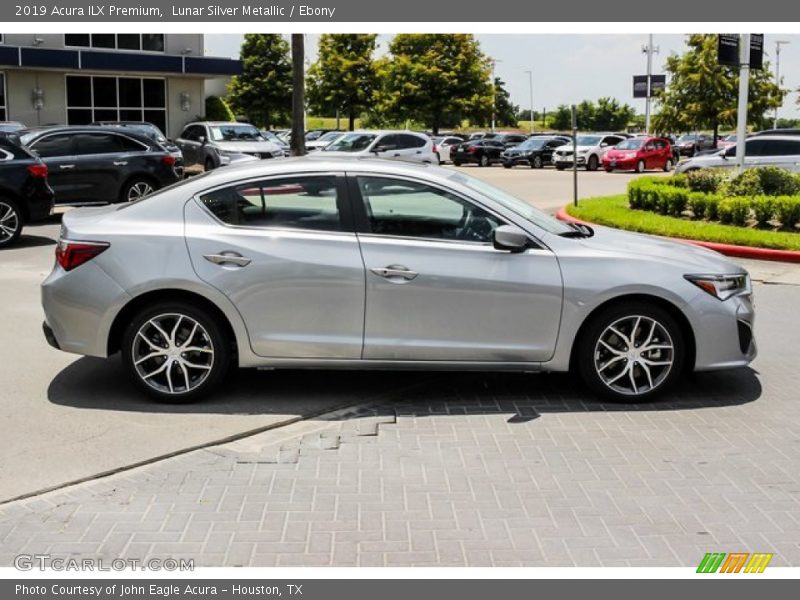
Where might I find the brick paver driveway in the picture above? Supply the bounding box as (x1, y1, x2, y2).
(1, 282, 798, 568)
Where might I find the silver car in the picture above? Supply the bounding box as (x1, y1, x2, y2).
(675, 135, 800, 173)
(41, 158, 756, 402)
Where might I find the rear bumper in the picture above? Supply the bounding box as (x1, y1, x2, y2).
(42, 321, 60, 349)
(25, 185, 55, 222)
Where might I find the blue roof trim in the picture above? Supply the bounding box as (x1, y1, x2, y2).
(22, 47, 79, 69)
(0, 46, 19, 66)
(81, 50, 184, 73)
(185, 56, 243, 75)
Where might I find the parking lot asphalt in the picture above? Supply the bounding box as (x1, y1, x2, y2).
(1, 165, 798, 528)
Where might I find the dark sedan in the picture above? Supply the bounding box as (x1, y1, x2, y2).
(0, 135, 54, 247)
(451, 139, 506, 167)
(17, 126, 183, 205)
(502, 136, 571, 169)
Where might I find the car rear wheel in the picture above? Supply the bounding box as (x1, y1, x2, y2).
(205, 157, 215, 172)
(479, 154, 490, 167)
(0, 198, 22, 248)
(587, 155, 599, 171)
(531, 155, 544, 169)
(663, 158, 673, 172)
(577, 302, 685, 402)
(120, 178, 156, 203)
(121, 302, 231, 402)
(453, 161, 462, 167)
(635, 159, 645, 173)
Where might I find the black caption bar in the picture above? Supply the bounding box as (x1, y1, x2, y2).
(3, 580, 798, 600)
(3, 0, 800, 21)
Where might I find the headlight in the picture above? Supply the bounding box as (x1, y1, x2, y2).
(684, 274, 750, 301)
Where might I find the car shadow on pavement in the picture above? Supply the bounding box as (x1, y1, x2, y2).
(48, 355, 762, 419)
(9, 234, 56, 249)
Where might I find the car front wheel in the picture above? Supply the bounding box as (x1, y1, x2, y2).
(531, 155, 544, 169)
(587, 155, 599, 171)
(479, 154, 490, 167)
(577, 302, 685, 402)
(121, 302, 231, 402)
(0, 198, 23, 248)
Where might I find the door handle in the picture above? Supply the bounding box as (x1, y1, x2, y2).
(203, 252, 252, 267)
(59, 164, 75, 170)
(370, 265, 418, 281)
(113, 161, 128, 166)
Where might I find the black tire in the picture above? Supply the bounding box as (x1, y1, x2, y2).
(663, 158, 673, 172)
(453, 161, 462, 167)
(587, 155, 599, 171)
(503, 162, 513, 169)
(119, 177, 158, 203)
(204, 157, 216, 172)
(121, 301, 232, 403)
(0, 197, 23, 248)
(635, 159, 645, 173)
(605, 167, 614, 173)
(479, 154, 490, 167)
(556, 165, 566, 171)
(576, 301, 685, 402)
(531, 155, 544, 169)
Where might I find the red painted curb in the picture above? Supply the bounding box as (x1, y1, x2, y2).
(555, 207, 800, 264)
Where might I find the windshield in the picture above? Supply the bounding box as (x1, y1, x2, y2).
(678, 134, 697, 142)
(317, 131, 344, 143)
(516, 138, 547, 150)
(209, 124, 264, 142)
(261, 131, 284, 144)
(448, 171, 573, 236)
(323, 133, 377, 152)
(615, 139, 644, 150)
(575, 135, 602, 146)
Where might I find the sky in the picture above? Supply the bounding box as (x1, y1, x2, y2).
(204, 34, 800, 120)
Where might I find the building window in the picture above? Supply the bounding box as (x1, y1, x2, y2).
(64, 34, 165, 53)
(0, 73, 6, 121)
(66, 75, 167, 133)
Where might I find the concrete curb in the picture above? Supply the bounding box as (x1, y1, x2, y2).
(556, 207, 800, 264)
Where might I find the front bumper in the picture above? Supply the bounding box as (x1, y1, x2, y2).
(554, 155, 587, 167)
(603, 158, 637, 170)
(690, 290, 757, 371)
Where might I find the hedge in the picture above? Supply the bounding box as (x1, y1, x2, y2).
(627, 171, 800, 230)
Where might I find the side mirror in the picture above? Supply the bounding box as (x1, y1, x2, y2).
(600, 142, 609, 148)
(493, 225, 529, 253)
(373, 144, 396, 153)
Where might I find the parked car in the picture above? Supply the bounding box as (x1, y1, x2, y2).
(716, 134, 738, 150)
(321, 131, 437, 163)
(675, 135, 800, 174)
(451, 139, 506, 167)
(674, 133, 715, 157)
(259, 130, 290, 154)
(18, 126, 182, 205)
(306, 129, 341, 142)
(0, 135, 54, 247)
(553, 134, 626, 171)
(751, 128, 800, 137)
(602, 137, 674, 173)
(492, 133, 530, 148)
(41, 157, 756, 403)
(176, 122, 284, 171)
(502, 135, 571, 169)
(306, 131, 346, 152)
(0, 121, 26, 133)
(90, 121, 181, 157)
(431, 135, 465, 164)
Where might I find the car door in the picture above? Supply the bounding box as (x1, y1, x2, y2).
(371, 134, 401, 159)
(753, 139, 800, 171)
(351, 174, 563, 362)
(184, 173, 365, 358)
(26, 133, 80, 205)
(543, 139, 562, 163)
(395, 133, 429, 162)
(642, 140, 657, 169)
(68, 132, 129, 203)
(176, 125, 202, 166)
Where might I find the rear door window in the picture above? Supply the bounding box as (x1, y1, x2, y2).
(29, 134, 75, 158)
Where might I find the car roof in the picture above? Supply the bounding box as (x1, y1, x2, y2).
(18, 125, 158, 145)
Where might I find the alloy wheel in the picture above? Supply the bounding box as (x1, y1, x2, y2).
(0, 201, 20, 244)
(127, 181, 154, 202)
(131, 313, 215, 395)
(593, 315, 675, 396)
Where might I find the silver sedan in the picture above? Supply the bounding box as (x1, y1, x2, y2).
(41, 158, 756, 402)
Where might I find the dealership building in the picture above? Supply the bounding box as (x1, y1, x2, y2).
(0, 33, 241, 139)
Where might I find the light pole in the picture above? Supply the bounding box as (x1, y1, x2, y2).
(490, 58, 502, 132)
(642, 34, 659, 134)
(774, 40, 790, 129)
(524, 70, 534, 134)
(735, 34, 751, 173)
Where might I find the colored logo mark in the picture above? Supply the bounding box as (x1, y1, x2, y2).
(697, 552, 773, 573)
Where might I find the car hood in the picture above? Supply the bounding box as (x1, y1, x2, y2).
(212, 141, 281, 153)
(575, 225, 745, 273)
(555, 145, 594, 153)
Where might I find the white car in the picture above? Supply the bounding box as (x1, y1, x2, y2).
(321, 131, 438, 163)
(675, 135, 800, 174)
(432, 135, 465, 164)
(306, 131, 346, 152)
(553, 134, 626, 171)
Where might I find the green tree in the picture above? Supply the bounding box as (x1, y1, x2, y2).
(228, 34, 292, 129)
(204, 96, 235, 122)
(652, 34, 785, 143)
(492, 77, 519, 128)
(376, 34, 492, 134)
(575, 100, 596, 130)
(306, 34, 378, 131)
(549, 105, 572, 130)
(593, 97, 636, 131)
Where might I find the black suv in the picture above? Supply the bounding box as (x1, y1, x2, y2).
(502, 135, 572, 169)
(0, 135, 54, 248)
(451, 139, 506, 167)
(17, 126, 183, 205)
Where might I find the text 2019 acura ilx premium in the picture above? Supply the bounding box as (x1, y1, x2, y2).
(41, 158, 756, 402)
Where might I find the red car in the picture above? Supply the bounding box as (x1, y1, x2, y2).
(602, 136, 674, 173)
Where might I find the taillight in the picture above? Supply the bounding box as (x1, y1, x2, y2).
(161, 154, 177, 167)
(468, 146, 478, 153)
(432, 144, 438, 153)
(55, 240, 109, 271)
(27, 164, 48, 178)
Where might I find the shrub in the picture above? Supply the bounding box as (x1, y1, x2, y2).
(705, 194, 721, 221)
(666, 174, 689, 188)
(688, 192, 708, 218)
(757, 167, 800, 196)
(686, 169, 729, 194)
(774, 196, 800, 229)
(204, 95, 236, 122)
(718, 198, 751, 226)
(751, 196, 775, 228)
(721, 169, 763, 197)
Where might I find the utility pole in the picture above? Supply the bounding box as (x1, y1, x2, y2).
(490, 58, 502, 132)
(774, 40, 790, 129)
(525, 70, 533, 134)
(290, 34, 306, 157)
(735, 34, 751, 173)
(642, 34, 659, 134)
(571, 104, 578, 207)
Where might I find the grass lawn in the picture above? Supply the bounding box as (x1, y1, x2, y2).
(566, 194, 800, 251)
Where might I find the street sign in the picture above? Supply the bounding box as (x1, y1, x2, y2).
(633, 75, 665, 98)
(718, 33, 765, 69)
(650, 75, 666, 95)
